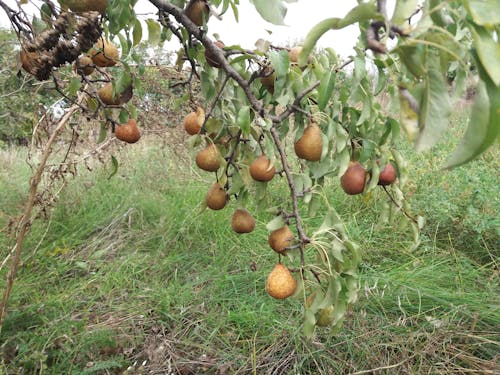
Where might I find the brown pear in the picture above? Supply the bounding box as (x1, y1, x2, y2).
(266, 263, 297, 299)
(294, 123, 322, 161)
(340, 161, 366, 195)
(206, 182, 227, 210)
(183, 107, 205, 135)
(73, 55, 94, 76)
(115, 118, 140, 143)
(196, 143, 220, 172)
(378, 162, 397, 186)
(249, 155, 275, 182)
(205, 40, 225, 68)
(260, 66, 275, 94)
(20, 49, 38, 75)
(289, 46, 312, 68)
(90, 39, 119, 67)
(231, 209, 256, 233)
(268, 225, 294, 253)
(184, 0, 210, 26)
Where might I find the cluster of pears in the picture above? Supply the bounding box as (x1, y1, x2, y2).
(340, 160, 397, 195)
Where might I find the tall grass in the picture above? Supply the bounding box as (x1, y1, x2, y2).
(0, 123, 498, 374)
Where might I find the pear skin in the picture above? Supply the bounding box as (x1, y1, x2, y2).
(196, 143, 220, 172)
(250, 155, 275, 182)
(294, 123, 322, 161)
(341, 161, 366, 195)
(266, 263, 297, 299)
(268, 225, 294, 253)
(206, 182, 227, 210)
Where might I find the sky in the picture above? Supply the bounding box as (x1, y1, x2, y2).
(0, 1, 397, 58)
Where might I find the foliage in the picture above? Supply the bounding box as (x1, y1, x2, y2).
(0, 0, 498, 341)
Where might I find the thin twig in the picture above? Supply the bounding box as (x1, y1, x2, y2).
(382, 185, 419, 224)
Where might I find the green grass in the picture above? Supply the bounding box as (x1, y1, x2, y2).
(0, 115, 499, 374)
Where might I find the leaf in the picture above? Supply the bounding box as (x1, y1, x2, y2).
(114, 69, 132, 96)
(97, 123, 107, 143)
(266, 216, 285, 232)
(132, 19, 142, 46)
(146, 19, 161, 46)
(465, 0, 500, 26)
(69, 77, 81, 96)
(250, 0, 287, 25)
(470, 25, 500, 86)
(108, 156, 119, 179)
(391, 0, 419, 26)
(446, 77, 500, 168)
(298, 3, 381, 66)
(237, 106, 251, 135)
(317, 70, 336, 111)
(268, 50, 290, 78)
(399, 87, 419, 141)
(415, 67, 451, 151)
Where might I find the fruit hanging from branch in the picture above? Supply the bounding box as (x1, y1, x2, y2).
(266, 263, 297, 300)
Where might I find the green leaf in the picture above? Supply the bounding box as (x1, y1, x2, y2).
(470, 25, 500, 86)
(250, 0, 287, 25)
(132, 19, 142, 46)
(268, 50, 290, 78)
(266, 216, 285, 232)
(465, 0, 500, 26)
(237, 106, 251, 135)
(118, 109, 128, 124)
(391, 0, 419, 26)
(98, 123, 107, 143)
(415, 67, 451, 151)
(114, 69, 132, 96)
(299, 3, 381, 66)
(397, 44, 425, 78)
(317, 70, 335, 111)
(446, 78, 500, 168)
(108, 156, 119, 179)
(146, 19, 161, 46)
(69, 77, 81, 96)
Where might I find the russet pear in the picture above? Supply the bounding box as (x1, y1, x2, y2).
(249, 155, 275, 182)
(268, 225, 294, 253)
(90, 39, 119, 67)
(196, 143, 220, 172)
(206, 182, 227, 210)
(231, 209, 255, 233)
(184, 0, 210, 26)
(294, 123, 322, 161)
(115, 118, 140, 143)
(183, 107, 205, 135)
(378, 162, 397, 186)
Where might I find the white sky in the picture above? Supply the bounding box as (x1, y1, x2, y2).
(0, 1, 397, 58)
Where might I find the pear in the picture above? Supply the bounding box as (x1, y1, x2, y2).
(205, 40, 225, 68)
(183, 107, 205, 135)
(196, 143, 220, 172)
(231, 209, 255, 233)
(259, 66, 275, 94)
(90, 39, 119, 67)
(340, 161, 366, 195)
(20, 49, 38, 75)
(378, 162, 397, 186)
(249, 155, 275, 182)
(184, 0, 210, 26)
(115, 118, 140, 143)
(268, 225, 294, 253)
(316, 305, 335, 327)
(206, 182, 227, 210)
(266, 263, 297, 299)
(73, 55, 94, 76)
(66, 0, 108, 13)
(98, 82, 120, 105)
(294, 123, 322, 161)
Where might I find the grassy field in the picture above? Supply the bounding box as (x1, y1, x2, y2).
(0, 108, 499, 374)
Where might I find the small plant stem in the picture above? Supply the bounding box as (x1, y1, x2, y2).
(381, 185, 419, 224)
(0, 91, 85, 329)
(201, 74, 229, 133)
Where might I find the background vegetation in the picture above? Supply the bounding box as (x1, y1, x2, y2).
(0, 57, 498, 372)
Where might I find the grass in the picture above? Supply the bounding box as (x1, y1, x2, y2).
(0, 111, 499, 374)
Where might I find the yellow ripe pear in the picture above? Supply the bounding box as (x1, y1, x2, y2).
(183, 107, 205, 135)
(196, 143, 220, 172)
(90, 39, 119, 67)
(249, 155, 275, 182)
(115, 118, 140, 144)
(206, 182, 227, 210)
(66, 0, 108, 13)
(266, 263, 297, 300)
(294, 123, 322, 161)
(268, 225, 294, 253)
(231, 209, 255, 234)
(184, 0, 210, 26)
